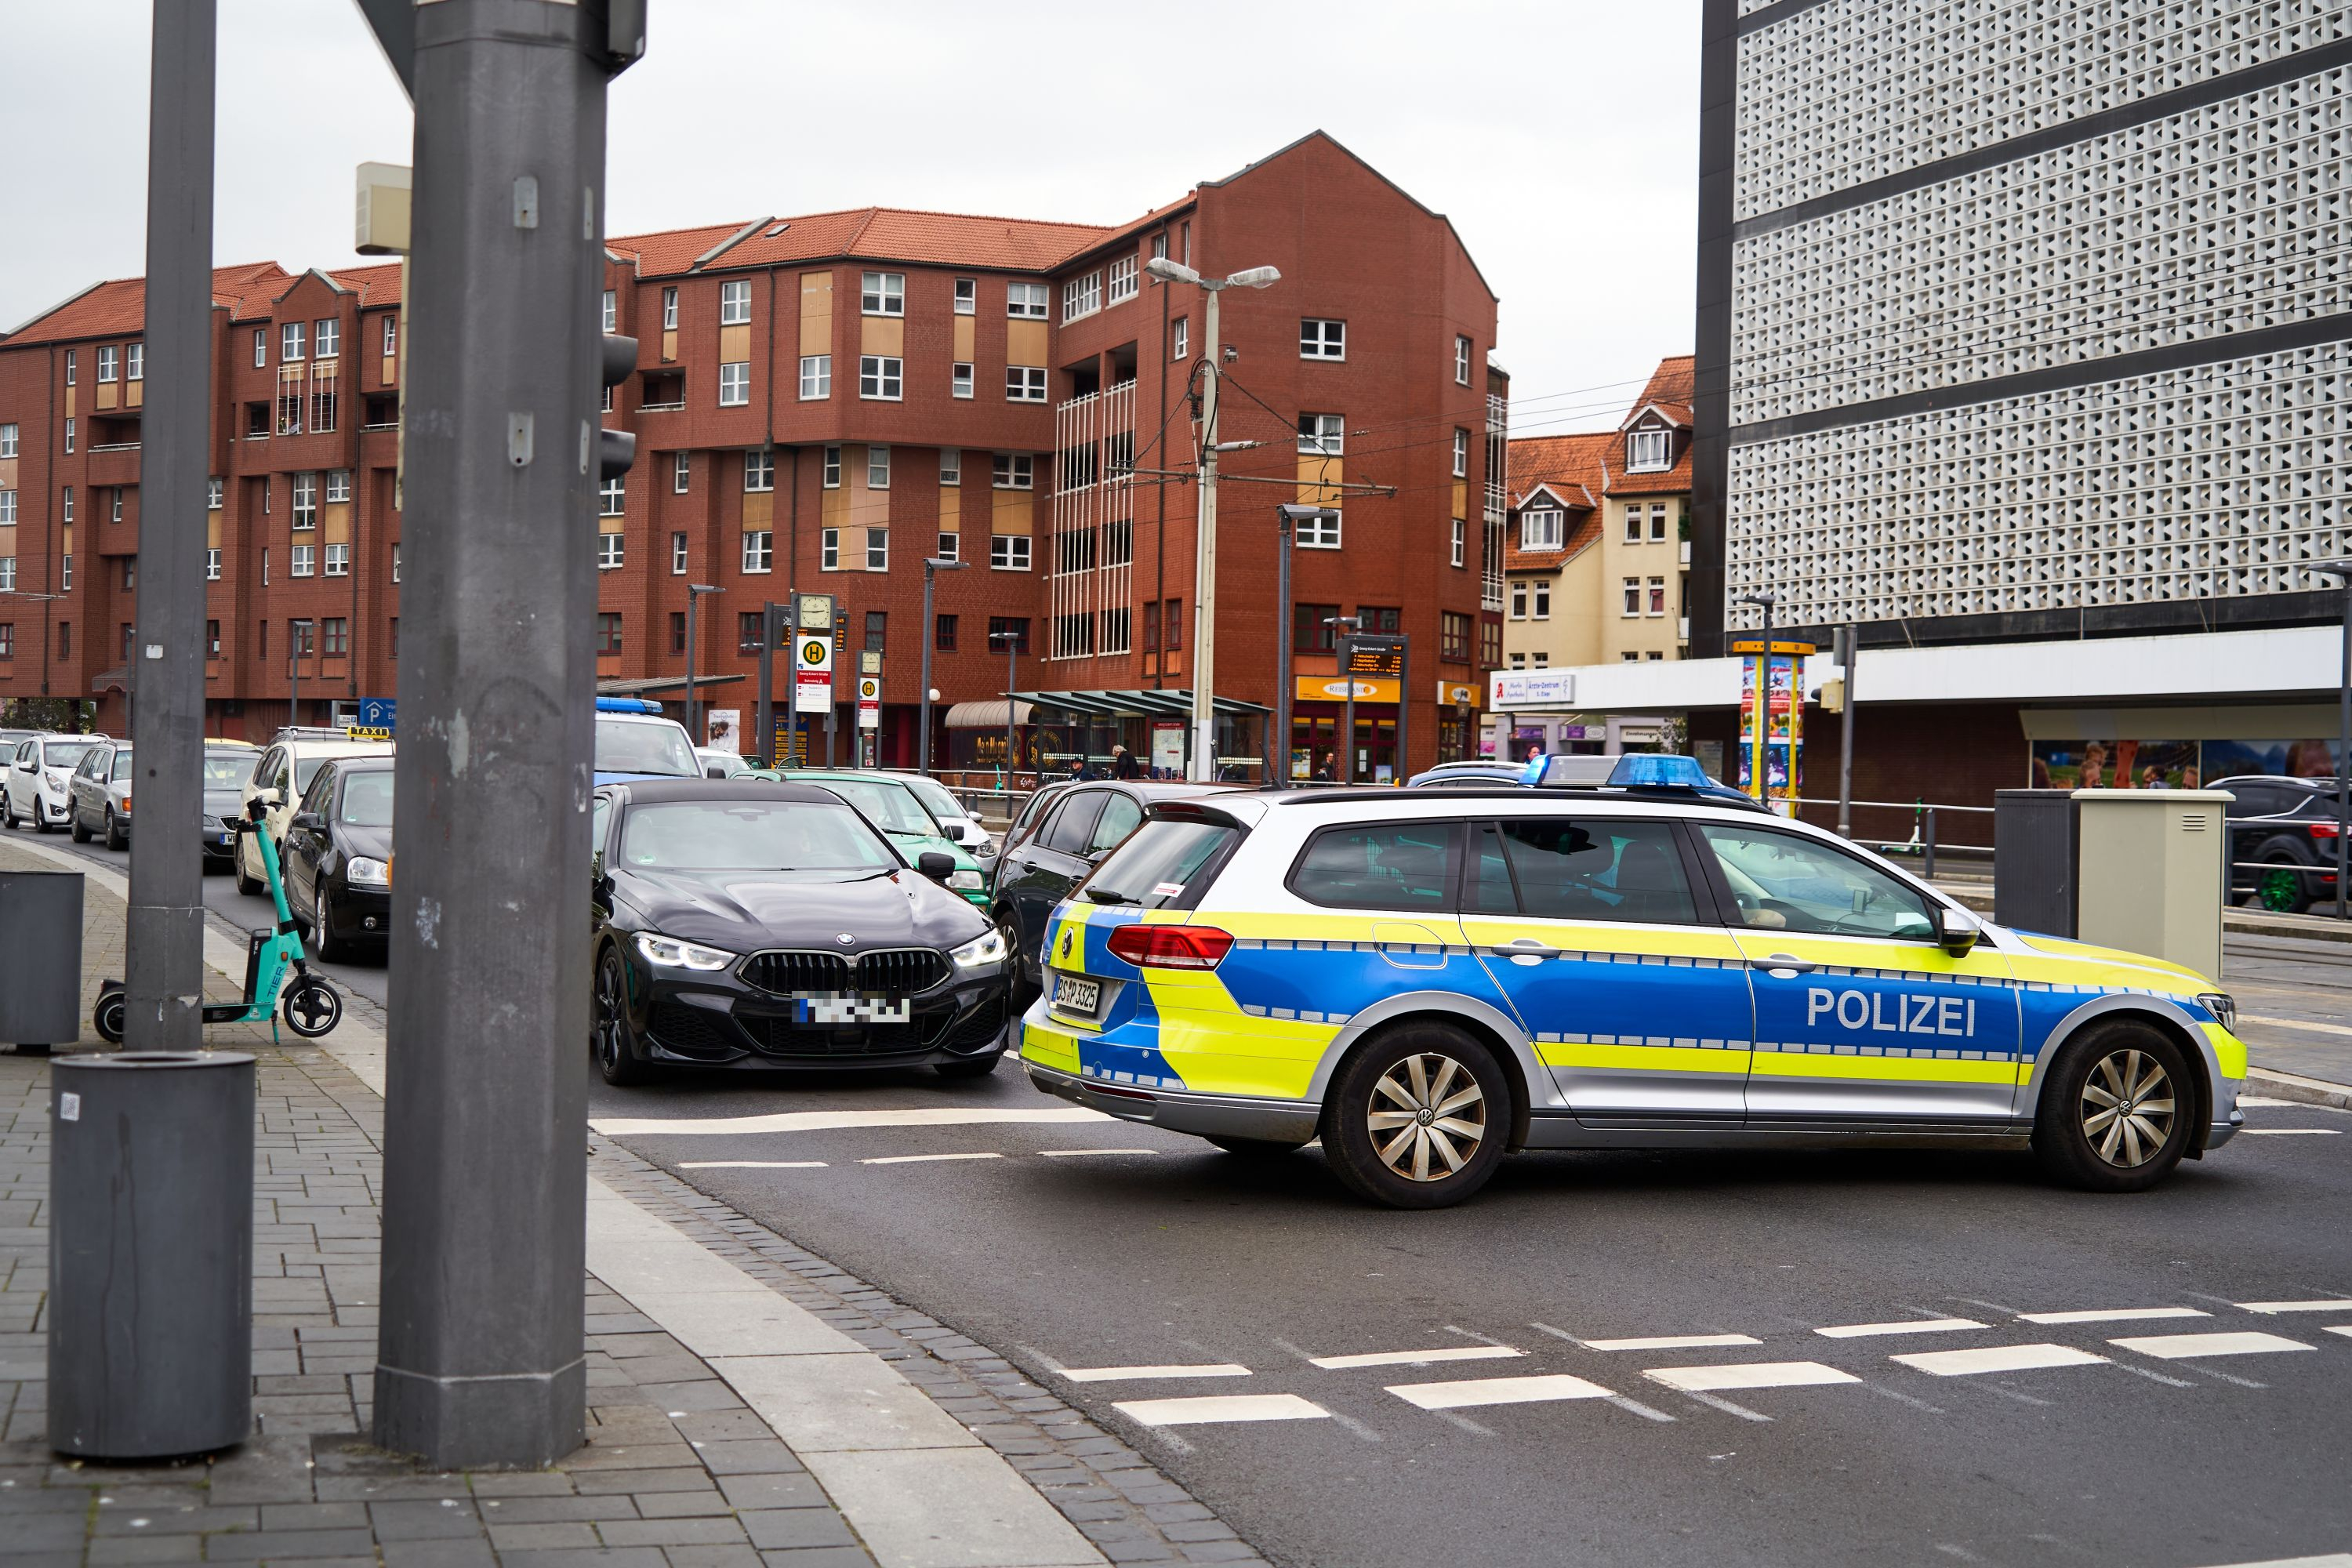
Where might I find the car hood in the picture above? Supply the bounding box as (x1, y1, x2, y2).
(337, 823, 393, 862)
(612, 866, 988, 951)
(2009, 930, 2218, 995)
(202, 789, 245, 819)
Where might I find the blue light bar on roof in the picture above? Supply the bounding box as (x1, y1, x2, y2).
(594, 696, 664, 713)
(1608, 753, 1714, 789)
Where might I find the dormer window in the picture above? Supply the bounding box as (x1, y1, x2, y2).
(1521, 509, 1564, 550)
(1628, 426, 1671, 473)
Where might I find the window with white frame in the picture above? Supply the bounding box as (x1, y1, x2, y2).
(953, 278, 976, 314)
(602, 383, 615, 414)
(940, 448, 960, 484)
(1451, 517, 1466, 568)
(1300, 318, 1345, 359)
(993, 452, 1033, 489)
(315, 320, 338, 359)
(326, 542, 350, 577)
(253, 329, 267, 368)
(1510, 583, 1526, 620)
(673, 451, 691, 493)
(1628, 426, 1671, 472)
(292, 544, 316, 577)
(818, 528, 838, 570)
(937, 531, 959, 562)
(381, 316, 396, 356)
(1008, 281, 1048, 318)
(952, 362, 974, 399)
(1297, 413, 1343, 456)
(718, 361, 750, 405)
(1647, 576, 1666, 615)
(1062, 272, 1100, 322)
(743, 530, 774, 573)
(1621, 577, 1640, 615)
(867, 446, 890, 488)
(858, 355, 902, 400)
(859, 272, 905, 316)
(292, 473, 318, 529)
(744, 448, 773, 492)
(325, 470, 350, 503)
(205, 549, 220, 581)
(64, 418, 74, 454)
(111, 488, 123, 524)
(661, 287, 678, 330)
(719, 279, 750, 325)
(1172, 317, 1188, 359)
(391, 543, 400, 583)
(127, 342, 144, 381)
(799, 354, 830, 399)
(1454, 334, 1472, 385)
(822, 446, 841, 487)
(601, 476, 625, 516)
(1624, 504, 1643, 542)
(1106, 256, 1138, 304)
(1650, 503, 1669, 541)
(1534, 652, 1550, 667)
(1534, 582, 1550, 619)
(1453, 428, 1468, 477)
(601, 291, 616, 333)
(0, 424, 15, 459)
(596, 534, 622, 572)
(0, 490, 13, 525)
(97, 346, 118, 383)
(1006, 366, 1046, 402)
(1522, 510, 1563, 550)
(207, 476, 223, 510)
(866, 527, 888, 571)
(670, 532, 687, 575)
(991, 534, 1030, 571)
(1295, 510, 1341, 549)
(1509, 652, 1526, 669)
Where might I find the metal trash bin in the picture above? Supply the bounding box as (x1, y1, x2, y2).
(1994, 789, 2079, 938)
(49, 1051, 255, 1458)
(0, 870, 84, 1053)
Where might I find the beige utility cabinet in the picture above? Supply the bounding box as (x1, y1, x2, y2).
(2071, 789, 2233, 982)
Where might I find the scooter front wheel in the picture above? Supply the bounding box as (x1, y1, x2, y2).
(93, 985, 126, 1045)
(281, 976, 343, 1039)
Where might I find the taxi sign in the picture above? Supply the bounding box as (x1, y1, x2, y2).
(794, 633, 834, 713)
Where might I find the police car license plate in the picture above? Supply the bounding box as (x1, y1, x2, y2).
(796, 996, 911, 1025)
(1052, 975, 1100, 1015)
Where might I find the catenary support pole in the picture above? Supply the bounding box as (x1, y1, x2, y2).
(1189, 286, 1221, 782)
(375, 0, 611, 1469)
(1838, 623, 1857, 839)
(1341, 634, 1357, 786)
(1274, 510, 1292, 783)
(754, 600, 773, 767)
(124, 0, 216, 1051)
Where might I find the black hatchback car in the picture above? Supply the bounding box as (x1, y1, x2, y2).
(590, 778, 1011, 1085)
(282, 757, 395, 961)
(989, 781, 1235, 999)
(2219, 774, 2346, 913)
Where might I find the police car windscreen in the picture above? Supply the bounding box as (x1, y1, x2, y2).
(1082, 820, 1236, 908)
(596, 716, 699, 777)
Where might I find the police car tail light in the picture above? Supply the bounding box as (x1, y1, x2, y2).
(1107, 924, 1234, 971)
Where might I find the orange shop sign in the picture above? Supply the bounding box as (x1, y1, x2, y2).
(1294, 676, 1401, 703)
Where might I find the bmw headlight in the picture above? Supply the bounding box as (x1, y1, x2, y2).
(2198, 992, 2238, 1033)
(950, 927, 1008, 970)
(948, 869, 985, 891)
(347, 856, 390, 887)
(637, 932, 738, 971)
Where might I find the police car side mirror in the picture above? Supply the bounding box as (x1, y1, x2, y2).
(1937, 906, 1982, 956)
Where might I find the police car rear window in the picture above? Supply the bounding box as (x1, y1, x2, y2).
(1289, 823, 1458, 912)
(1081, 819, 1236, 909)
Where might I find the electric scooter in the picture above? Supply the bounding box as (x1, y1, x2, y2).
(93, 795, 343, 1044)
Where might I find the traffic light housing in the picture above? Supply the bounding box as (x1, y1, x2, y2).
(600, 335, 637, 481)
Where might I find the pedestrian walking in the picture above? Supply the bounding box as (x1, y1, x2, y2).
(1112, 744, 1142, 780)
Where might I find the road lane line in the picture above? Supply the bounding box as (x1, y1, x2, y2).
(1385, 1374, 1614, 1411)
(2110, 1331, 2315, 1359)
(1038, 1148, 1161, 1157)
(2234, 1300, 2352, 1314)
(1112, 1394, 1331, 1428)
(1816, 1317, 1987, 1338)
(1863, 1383, 1946, 1414)
(1891, 1344, 2109, 1377)
(1643, 1361, 1860, 1392)
(2238, 1096, 2352, 1110)
(1058, 1364, 1251, 1383)
(2192, 1553, 2352, 1566)
(2328, 1327, 2352, 1339)
(1586, 1334, 1761, 1352)
(1606, 1395, 1677, 1422)
(2239, 1128, 2343, 1135)
(1676, 1391, 1773, 1422)
(2242, 1012, 2352, 1036)
(2117, 1363, 2196, 1388)
(2018, 1306, 2209, 1324)
(860, 1152, 1003, 1165)
(590, 1107, 1115, 1136)
(1310, 1345, 1526, 1370)
(679, 1160, 829, 1169)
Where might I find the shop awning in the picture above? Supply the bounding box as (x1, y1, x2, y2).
(1012, 689, 1270, 720)
(944, 699, 1036, 728)
(91, 666, 129, 695)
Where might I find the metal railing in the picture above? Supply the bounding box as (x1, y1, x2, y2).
(1791, 795, 1994, 881)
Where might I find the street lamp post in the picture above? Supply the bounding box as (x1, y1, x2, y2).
(2316, 561, 2352, 920)
(1142, 255, 1280, 782)
(920, 556, 968, 775)
(1735, 593, 1776, 811)
(1276, 505, 1336, 786)
(683, 583, 718, 746)
(1323, 614, 1361, 783)
(989, 627, 1022, 790)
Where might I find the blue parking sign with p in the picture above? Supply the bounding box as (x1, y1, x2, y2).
(358, 697, 397, 732)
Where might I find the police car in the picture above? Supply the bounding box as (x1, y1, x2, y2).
(1018, 784, 2246, 1208)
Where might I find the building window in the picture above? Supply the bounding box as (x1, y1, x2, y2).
(325, 543, 350, 577)
(719, 361, 750, 405)
(1647, 576, 1667, 615)
(1106, 256, 1138, 304)
(62, 487, 73, 524)
(988, 616, 1030, 654)
(858, 356, 902, 400)
(205, 475, 223, 510)
(97, 345, 118, 383)
(935, 612, 957, 651)
(0, 622, 11, 659)
(64, 418, 74, 454)
(661, 286, 678, 331)
(799, 354, 830, 399)
(866, 527, 888, 571)
(953, 278, 976, 314)
(382, 316, 397, 356)
(745, 448, 774, 492)
(1295, 602, 1340, 652)
(1295, 510, 1341, 549)
(743, 530, 774, 573)
(1100, 605, 1132, 655)
(107, 488, 122, 525)
(1008, 281, 1048, 319)
(937, 531, 959, 562)
(990, 534, 1030, 571)
(1628, 427, 1671, 472)
(1533, 652, 1549, 667)
(993, 452, 1033, 489)
(391, 542, 401, 583)
(204, 547, 220, 581)
(1441, 611, 1471, 662)
(1454, 335, 1472, 385)
(863, 445, 891, 489)
(673, 450, 691, 493)
(252, 330, 266, 368)
(952, 362, 974, 399)
(0, 423, 13, 459)
(671, 532, 687, 574)
(1647, 651, 1664, 661)
(601, 290, 617, 333)
(1624, 505, 1643, 543)
(819, 528, 839, 571)
(321, 617, 348, 656)
(1534, 583, 1551, 619)
(863, 610, 887, 652)
(282, 321, 304, 361)
(1453, 428, 1469, 478)
(859, 271, 905, 316)
(0, 557, 12, 592)
(1297, 413, 1344, 456)
(597, 533, 623, 572)
(1007, 366, 1047, 402)
(1650, 503, 1669, 541)
(1479, 619, 1500, 667)
(59, 618, 70, 652)
(822, 446, 841, 487)
(315, 320, 338, 359)
(595, 613, 622, 655)
(1621, 651, 1639, 662)
(126, 342, 144, 381)
(1162, 597, 1182, 650)
(292, 473, 318, 529)
(1300, 318, 1345, 360)
(1172, 317, 1188, 359)
(1062, 271, 1100, 322)
(1451, 516, 1467, 568)
(205, 619, 220, 657)
(733, 611, 758, 652)
(1510, 583, 1526, 620)
(1523, 510, 1563, 550)
(720, 279, 750, 325)
(258, 548, 265, 585)
(603, 383, 615, 414)
(321, 469, 350, 505)
(600, 476, 625, 516)
(291, 544, 316, 578)
(673, 612, 691, 655)
(0, 491, 13, 526)
(1622, 577, 1640, 615)
(122, 555, 134, 590)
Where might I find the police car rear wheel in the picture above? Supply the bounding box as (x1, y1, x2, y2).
(2033, 1021, 2192, 1193)
(1323, 1025, 1508, 1209)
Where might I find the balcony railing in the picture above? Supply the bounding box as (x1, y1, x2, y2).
(638, 400, 686, 413)
(91, 441, 142, 454)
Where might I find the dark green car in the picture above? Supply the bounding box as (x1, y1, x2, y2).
(744, 768, 991, 908)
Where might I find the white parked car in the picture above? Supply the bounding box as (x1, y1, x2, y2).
(695, 746, 757, 780)
(895, 772, 993, 855)
(3, 732, 107, 833)
(238, 730, 395, 896)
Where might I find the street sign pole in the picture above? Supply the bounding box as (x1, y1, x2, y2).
(124, 0, 216, 1051)
(1396, 633, 1410, 786)
(1341, 635, 1357, 786)
(754, 599, 774, 767)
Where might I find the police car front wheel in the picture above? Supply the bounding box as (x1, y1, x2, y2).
(1323, 1023, 1511, 1209)
(2032, 1020, 2193, 1193)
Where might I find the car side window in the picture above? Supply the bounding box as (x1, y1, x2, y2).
(1697, 824, 1934, 941)
(1488, 818, 1699, 926)
(299, 767, 335, 818)
(590, 796, 612, 856)
(1043, 791, 1105, 855)
(2223, 784, 2281, 818)
(1289, 822, 1460, 912)
(112, 750, 135, 782)
(1087, 793, 1144, 855)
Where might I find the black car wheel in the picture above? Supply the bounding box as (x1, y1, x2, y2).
(996, 909, 1038, 1007)
(1321, 1022, 1512, 1209)
(311, 884, 349, 964)
(103, 808, 127, 851)
(2256, 858, 2310, 914)
(68, 804, 91, 844)
(594, 945, 656, 1087)
(234, 834, 263, 897)
(2031, 1020, 2194, 1193)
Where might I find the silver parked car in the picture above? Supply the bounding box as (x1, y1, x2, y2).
(67, 739, 137, 849)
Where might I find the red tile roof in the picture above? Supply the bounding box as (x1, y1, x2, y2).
(7, 261, 291, 345)
(1602, 354, 1695, 499)
(328, 262, 405, 310)
(1504, 430, 1611, 571)
(613, 205, 1122, 279)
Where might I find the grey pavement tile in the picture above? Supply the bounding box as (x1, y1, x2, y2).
(366, 1497, 485, 1540)
(489, 1522, 604, 1550)
(197, 1527, 382, 1559)
(754, 1550, 875, 1568)
(715, 1473, 826, 1512)
(630, 1491, 738, 1520)
(467, 1498, 619, 1525)
(460, 1472, 580, 1499)
(736, 1510, 856, 1552)
(568, 1468, 716, 1497)
(593, 1519, 750, 1548)
(689, 1442, 803, 1478)
(658, 1545, 764, 1568)
(83, 1534, 222, 1566)
(379, 1541, 498, 1568)
(259, 1501, 371, 1530)
(495, 1549, 670, 1568)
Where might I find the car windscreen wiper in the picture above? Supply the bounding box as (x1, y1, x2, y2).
(1084, 887, 1137, 905)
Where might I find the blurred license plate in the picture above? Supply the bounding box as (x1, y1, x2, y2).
(796, 996, 911, 1025)
(216, 833, 234, 846)
(1053, 975, 1100, 1015)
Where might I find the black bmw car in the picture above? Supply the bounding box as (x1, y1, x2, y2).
(283, 756, 395, 961)
(590, 778, 1012, 1085)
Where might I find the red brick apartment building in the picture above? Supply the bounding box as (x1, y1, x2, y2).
(0, 132, 1501, 777)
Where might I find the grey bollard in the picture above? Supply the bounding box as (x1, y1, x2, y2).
(49, 1051, 254, 1458)
(0, 870, 85, 1052)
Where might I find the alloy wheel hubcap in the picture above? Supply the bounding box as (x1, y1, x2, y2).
(597, 961, 624, 1065)
(1368, 1053, 1486, 1182)
(2081, 1047, 2176, 1168)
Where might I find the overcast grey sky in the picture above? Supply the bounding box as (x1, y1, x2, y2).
(0, 0, 1699, 436)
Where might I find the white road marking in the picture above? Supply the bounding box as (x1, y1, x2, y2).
(679, 1160, 829, 1170)
(590, 1106, 1115, 1136)
(1816, 1317, 1987, 1339)
(1892, 1343, 2110, 1377)
(2018, 1306, 2208, 1324)
(1309, 1345, 1526, 1370)
(1606, 1394, 1678, 1423)
(2243, 1012, 2352, 1037)
(1385, 1373, 1614, 1411)
(1038, 1148, 1161, 1157)
(2235, 1299, 2352, 1314)
(2239, 1128, 2344, 1135)
(1676, 1390, 1773, 1422)
(860, 1152, 1003, 1165)
(2193, 1553, 2352, 1567)
(2328, 1327, 2352, 1339)
(1058, 1364, 1251, 1383)
(2111, 1331, 2315, 1359)
(1112, 1393, 1332, 1428)
(2238, 1096, 2352, 1109)
(1643, 1361, 1860, 1392)
(1585, 1333, 1761, 1352)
